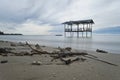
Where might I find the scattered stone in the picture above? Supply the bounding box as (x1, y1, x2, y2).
(64, 59, 72, 65)
(96, 49, 108, 53)
(52, 73, 56, 77)
(41, 45, 46, 47)
(72, 57, 80, 61)
(10, 43, 17, 46)
(31, 61, 42, 65)
(1, 53, 8, 56)
(21, 51, 29, 55)
(9, 53, 15, 56)
(0, 48, 8, 53)
(52, 50, 59, 54)
(14, 51, 33, 56)
(1, 60, 8, 64)
(18, 42, 25, 46)
(35, 44, 40, 49)
(14, 53, 24, 56)
(73, 77, 77, 80)
(80, 57, 86, 62)
(65, 47, 72, 51)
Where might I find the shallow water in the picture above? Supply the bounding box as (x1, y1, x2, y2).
(0, 34, 120, 54)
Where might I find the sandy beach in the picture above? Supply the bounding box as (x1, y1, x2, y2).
(0, 40, 120, 80)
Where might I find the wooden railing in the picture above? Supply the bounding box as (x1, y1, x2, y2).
(65, 28, 92, 32)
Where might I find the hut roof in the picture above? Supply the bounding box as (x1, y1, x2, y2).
(62, 19, 94, 25)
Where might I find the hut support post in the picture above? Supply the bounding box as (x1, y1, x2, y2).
(90, 24, 92, 37)
(77, 24, 79, 38)
(82, 24, 85, 37)
(64, 24, 66, 37)
(70, 24, 72, 37)
(86, 24, 88, 37)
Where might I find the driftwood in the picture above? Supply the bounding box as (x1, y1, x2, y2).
(26, 42, 118, 66)
(1, 54, 8, 56)
(26, 42, 89, 65)
(35, 44, 41, 49)
(57, 47, 97, 58)
(26, 42, 49, 54)
(96, 49, 108, 53)
(84, 55, 118, 66)
(0, 48, 10, 53)
(60, 57, 86, 65)
(0, 48, 10, 56)
(50, 52, 88, 62)
(13, 51, 33, 56)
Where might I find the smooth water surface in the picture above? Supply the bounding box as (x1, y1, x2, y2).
(0, 34, 120, 54)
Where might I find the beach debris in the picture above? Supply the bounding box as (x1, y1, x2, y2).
(18, 42, 26, 46)
(0, 48, 9, 53)
(1, 60, 8, 64)
(96, 49, 108, 53)
(52, 73, 56, 77)
(60, 57, 87, 65)
(62, 58, 78, 64)
(14, 53, 24, 56)
(1, 53, 8, 56)
(26, 42, 89, 65)
(9, 53, 15, 56)
(73, 77, 77, 80)
(51, 50, 88, 65)
(65, 47, 72, 51)
(10, 42, 17, 46)
(41, 45, 46, 47)
(31, 50, 39, 54)
(27, 42, 90, 65)
(61, 58, 72, 65)
(84, 55, 118, 66)
(31, 61, 42, 65)
(26, 42, 118, 66)
(80, 57, 87, 62)
(35, 44, 40, 49)
(11, 42, 25, 46)
(26, 42, 48, 54)
(57, 47, 72, 52)
(0, 48, 10, 56)
(21, 51, 33, 56)
(13, 51, 33, 56)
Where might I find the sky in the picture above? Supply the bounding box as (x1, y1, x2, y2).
(0, 0, 120, 35)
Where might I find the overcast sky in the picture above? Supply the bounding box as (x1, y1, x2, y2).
(0, 0, 120, 35)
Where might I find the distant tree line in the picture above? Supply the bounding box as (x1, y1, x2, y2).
(0, 31, 4, 34)
(0, 31, 22, 35)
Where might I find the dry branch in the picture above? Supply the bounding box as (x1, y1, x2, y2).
(26, 42, 118, 66)
(26, 42, 49, 54)
(84, 55, 118, 66)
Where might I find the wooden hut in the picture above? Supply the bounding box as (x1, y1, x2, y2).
(62, 19, 94, 37)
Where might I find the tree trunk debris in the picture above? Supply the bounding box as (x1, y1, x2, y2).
(26, 42, 118, 66)
(84, 55, 118, 66)
(96, 49, 108, 53)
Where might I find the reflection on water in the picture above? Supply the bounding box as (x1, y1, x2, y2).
(0, 34, 120, 54)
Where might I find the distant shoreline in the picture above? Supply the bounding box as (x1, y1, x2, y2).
(0, 31, 22, 35)
(0, 34, 22, 35)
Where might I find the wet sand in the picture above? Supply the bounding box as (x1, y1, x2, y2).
(0, 40, 120, 80)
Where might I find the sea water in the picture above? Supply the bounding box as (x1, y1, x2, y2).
(0, 34, 120, 54)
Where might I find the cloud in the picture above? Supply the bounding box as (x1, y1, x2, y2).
(17, 21, 53, 35)
(0, 0, 120, 34)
